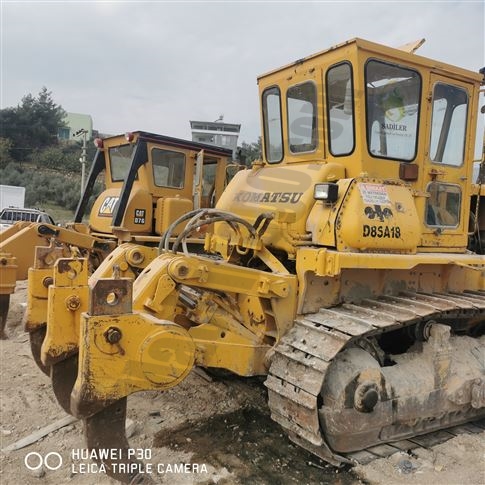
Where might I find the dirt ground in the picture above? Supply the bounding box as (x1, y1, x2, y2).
(1, 283, 484, 485)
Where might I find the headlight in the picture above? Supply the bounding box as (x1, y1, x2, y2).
(314, 183, 339, 202)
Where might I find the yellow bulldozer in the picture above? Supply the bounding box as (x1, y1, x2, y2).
(26, 38, 484, 483)
(0, 131, 234, 338)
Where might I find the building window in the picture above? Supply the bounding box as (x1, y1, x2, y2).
(196, 135, 215, 143)
(58, 127, 70, 140)
(221, 135, 232, 146)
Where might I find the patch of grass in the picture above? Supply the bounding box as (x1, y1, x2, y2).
(40, 202, 75, 225)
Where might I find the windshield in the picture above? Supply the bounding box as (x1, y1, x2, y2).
(366, 60, 421, 161)
(109, 144, 135, 182)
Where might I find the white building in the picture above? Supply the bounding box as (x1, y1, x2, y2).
(58, 112, 93, 142)
(190, 118, 241, 158)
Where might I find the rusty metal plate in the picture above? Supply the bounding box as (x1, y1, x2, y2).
(89, 278, 132, 316)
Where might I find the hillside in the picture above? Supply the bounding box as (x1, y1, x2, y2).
(0, 162, 100, 225)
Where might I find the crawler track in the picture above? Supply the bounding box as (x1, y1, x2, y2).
(265, 290, 485, 465)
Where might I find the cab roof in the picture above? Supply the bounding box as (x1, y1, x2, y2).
(102, 131, 233, 158)
(257, 38, 483, 84)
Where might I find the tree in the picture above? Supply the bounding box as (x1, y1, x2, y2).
(0, 87, 67, 160)
(31, 146, 79, 172)
(0, 138, 14, 169)
(237, 137, 262, 166)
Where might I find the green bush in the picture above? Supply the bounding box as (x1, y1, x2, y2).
(0, 163, 82, 210)
(31, 145, 80, 172)
(0, 138, 14, 169)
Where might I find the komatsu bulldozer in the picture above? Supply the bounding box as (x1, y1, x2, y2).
(0, 131, 233, 337)
(28, 38, 484, 484)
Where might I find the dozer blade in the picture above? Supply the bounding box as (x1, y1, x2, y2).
(84, 398, 154, 484)
(29, 326, 50, 376)
(0, 294, 10, 339)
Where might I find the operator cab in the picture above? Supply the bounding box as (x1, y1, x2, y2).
(74, 131, 233, 240)
(220, 38, 483, 254)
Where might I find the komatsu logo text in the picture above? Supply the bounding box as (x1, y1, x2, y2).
(233, 191, 303, 204)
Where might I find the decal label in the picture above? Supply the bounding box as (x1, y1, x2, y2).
(233, 191, 303, 204)
(134, 209, 146, 225)
(359, 184, 391, 206)
(364, 205, 393, 222)
(363, 225, 401, 239)
(98, 196, 119, 216)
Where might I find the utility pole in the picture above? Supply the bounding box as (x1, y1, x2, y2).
(74, 129, 88, 196)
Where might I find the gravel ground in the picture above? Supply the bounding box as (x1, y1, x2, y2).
(1, 282, 483, 485)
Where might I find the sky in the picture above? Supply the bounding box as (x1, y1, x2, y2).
(1, 0, 484, 145)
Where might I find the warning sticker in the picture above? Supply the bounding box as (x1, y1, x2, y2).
(358, 184, 391, 206)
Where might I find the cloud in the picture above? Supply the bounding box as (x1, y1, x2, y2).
(1, 1, 483, 144)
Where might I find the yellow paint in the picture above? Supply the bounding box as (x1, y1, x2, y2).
(35, 38, 485, 412)
(72, 312, 195, 408)
(41, 259, 89, 366)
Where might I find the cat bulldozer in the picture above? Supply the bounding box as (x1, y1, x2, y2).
(0, 131, 233, 338)
(29, 38, 484, 483)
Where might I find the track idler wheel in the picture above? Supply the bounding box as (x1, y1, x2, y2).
(85, 398, 154, 484)
(29, 326, 50, 376)
(0, 294, 10, 339)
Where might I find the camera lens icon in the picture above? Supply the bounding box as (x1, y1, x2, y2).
(24, 451, 63, 471)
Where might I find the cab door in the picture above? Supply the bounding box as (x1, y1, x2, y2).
(420, 74, 473, 249)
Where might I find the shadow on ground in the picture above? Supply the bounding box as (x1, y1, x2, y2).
(155, 407, 361, 485)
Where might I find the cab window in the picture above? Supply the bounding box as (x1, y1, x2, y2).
(202, 160, 217, 197)
(425, 182, 461, 227)
(152, 148, 185, 188)
(429, 83, 468, 166)
(109, 144, 135, 182)
(287, 81, 318, 153)
(366, 60, 421, 161)
(201, 159, 218, 208)
(326, 63, 355, 156)
(262, 87, 283, 163)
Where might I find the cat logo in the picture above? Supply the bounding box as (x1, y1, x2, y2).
(98, 196, 119, 217)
